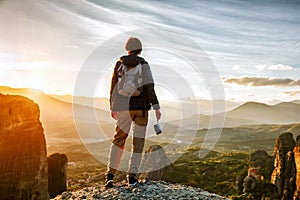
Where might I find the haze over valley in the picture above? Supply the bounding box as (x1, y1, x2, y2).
(1, 86, 299, 157)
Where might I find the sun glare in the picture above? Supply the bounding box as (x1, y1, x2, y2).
(25, 69, 47, 90)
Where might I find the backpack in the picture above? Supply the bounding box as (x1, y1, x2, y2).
(117, 62, 143, 97)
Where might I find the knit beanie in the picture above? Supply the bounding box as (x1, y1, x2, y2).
(125, 37, 142, 51)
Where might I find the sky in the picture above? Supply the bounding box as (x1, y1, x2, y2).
(1, 0, 300, 103)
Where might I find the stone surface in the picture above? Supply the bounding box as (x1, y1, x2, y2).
(52, 180, 229, 200)
(0, 94, 49, 200)
(48, 153, 68, 198)
(139, 145, 174, 181)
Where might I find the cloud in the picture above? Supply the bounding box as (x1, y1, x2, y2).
(232, 65, 240, 70)
(223, 77, 300, 87)
(284, 91, 300, 96)
(256, 64, 294, 71)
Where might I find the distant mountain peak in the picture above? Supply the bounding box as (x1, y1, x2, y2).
(231, 101, 271, 112)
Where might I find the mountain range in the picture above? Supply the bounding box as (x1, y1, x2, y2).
(1, 86, 299, 147)
(169, 101, 300, 129)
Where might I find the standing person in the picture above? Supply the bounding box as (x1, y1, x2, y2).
(105, 37, 161, 188)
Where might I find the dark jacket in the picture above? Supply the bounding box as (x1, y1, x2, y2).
(110, 54, 160, 111)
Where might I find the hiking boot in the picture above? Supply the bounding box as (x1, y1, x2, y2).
(104, 173, 114, 188)
(127, 174, 139, 187)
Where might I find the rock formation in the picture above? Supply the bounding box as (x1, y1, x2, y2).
(271, 132, 296, 199)
(139, 145, 174, 181)
(249, 150, 272, 168)
(0, 94, 49, 200)
(293, 139, 300, 199)
(48, 153, 68, 198)
(234, 133, 300, 199)
(237, 150, 273, 192)
(249, 149, 274, 181)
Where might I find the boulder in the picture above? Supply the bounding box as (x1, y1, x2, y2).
(48, 153, 68, 198)
(0, 94, 49, 200)
(139, 145, 173, 181)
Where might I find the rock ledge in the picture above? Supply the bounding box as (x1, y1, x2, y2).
(53, 180, 228, 200)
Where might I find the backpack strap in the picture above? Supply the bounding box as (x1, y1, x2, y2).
(136, 63, 142, 76)
(135, 63, 143, 85)
(117, 63, 126, 78)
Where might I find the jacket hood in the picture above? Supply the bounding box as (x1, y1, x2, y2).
(120, 54, 144, 67)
